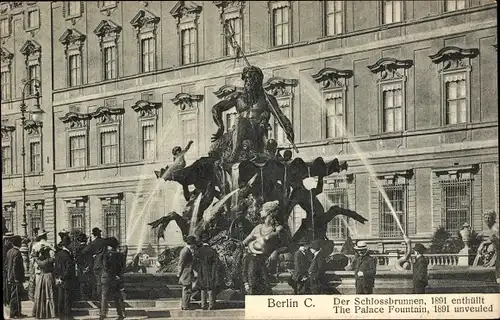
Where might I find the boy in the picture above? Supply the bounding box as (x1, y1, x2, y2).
(155, 140, 194, 180)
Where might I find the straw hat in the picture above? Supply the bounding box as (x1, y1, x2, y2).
(354, 241, 368, 251)
(36, 229, 49, 241)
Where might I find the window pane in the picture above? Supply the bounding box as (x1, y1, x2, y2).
(385, 109, 394, 132)
(69, 2, 81, 15)
(458, 80, 466, 98)
(384, 1, 393, 24)
(458, 100, 467, 123)
(447, 82, 457, 99)
(394, 107, 402, 131)
(393, 0, 401, 22)
(447, 101, 457, 124)
(457, 0, 465, 10)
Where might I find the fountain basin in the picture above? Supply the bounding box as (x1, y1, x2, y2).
(121, 267, 498, 299)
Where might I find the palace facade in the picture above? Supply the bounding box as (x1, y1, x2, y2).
(1, 1, 498, 254)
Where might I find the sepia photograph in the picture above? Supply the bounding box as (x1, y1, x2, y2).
(1, 1, 498, 319)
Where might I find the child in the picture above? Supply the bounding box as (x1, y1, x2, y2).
(155, 140, 194, 180)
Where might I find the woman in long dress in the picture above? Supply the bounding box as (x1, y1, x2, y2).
(32, 246, 57, 319)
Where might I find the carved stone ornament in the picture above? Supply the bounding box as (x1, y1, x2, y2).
(263, 77, 298, 97)
(1, 47, 14, 65)
(94, 20, 122, 41)
(1, 124, 15, 140)
(59, 28, 86, 47)
(170, 1, 202, 21)
(138, 1, 149, 7)
(98, 0, 117, 16)
(377, 169, 414, 184)
(213, 84, 242, 99)
(131, 100, 161, 118)
(311, 67, 353, 89)
(130, 9, 160, 32)
(91, 106, 125, 125)
(434, 164, 479, 179)
(429, 46, 479, 70)
(367, 58, 413, 79)
(59, 111, 91, 129)
(213, 1, 245, 21)
(172, 93, 203, 111)
(20, 39, 41, 57)
(0, 3, 9, 15)
(23, 119, 42, 135)
(9, 2, 23, 10)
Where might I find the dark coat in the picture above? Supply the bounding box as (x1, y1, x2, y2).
(412, 255, 428, 287)
(54, 248, 76, 284)
(102, 250, 125, 279)
(194, 245, 218, 289)
(81, 237, 106, 272)
(308, 252, 326, 281)
(292, 249, 311, 282)
(352, 254, 377, 290)
(6, 246, 25, 283)
(178, 246, 194, 286)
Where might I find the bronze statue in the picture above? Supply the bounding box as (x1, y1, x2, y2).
(209, 66, 294, 163)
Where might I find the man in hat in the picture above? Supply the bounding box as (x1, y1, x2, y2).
(194, 238, 218, 310)
(242, 200, 284, 295)
(57, 229, 70, 252)
(6, 235, 26, 318)
(351, 241, 377, 294)
(99, 237, 126, 320)
(292, 239, 311, 294)
(308, 240, 326, 294)
(3, 232, 15, 308)
(55, 235, 76, 319)
(177, 235, 197, 310)
(412, 243, 429, 294)
(73, 233, 91, 300)
(82, 227, 107, 300)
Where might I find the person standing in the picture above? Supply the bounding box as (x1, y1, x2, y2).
(195, 240, 218, 310)
(32, 246, 57, 319)
(308, 240, 326, 294)
(412, 243, 429, 294)
(81, 227, 106, 300)
(351, 241, 377, 294)
(99, 237, 125, 320)
(55, 235, 76, 319)
(3, 232, 14, 308)
(177, 235, 197, 310)
(73, 233, 91, 301)
(6, 235, 26, 319)
(29, 230, 53, 302)
(292, 239, 311, 294)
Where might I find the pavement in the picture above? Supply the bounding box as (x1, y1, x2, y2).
(2, 299, 245, 320)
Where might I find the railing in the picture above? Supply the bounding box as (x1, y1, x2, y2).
(339, 252, 468, 268)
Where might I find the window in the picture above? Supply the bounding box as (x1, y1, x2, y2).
(325, 93, 344, 138)
(27, 9, 39, 29)
(28, 64, 40, 94)
(224, 17, 242, 56)
(323, 184, 348, 240)
(325, 1, 343, 36)
(0, 18, 9, 38)
(382, 0, 402, 24)
(272, 6, 290, 46)
(445, 74, 467, 124)
(29, 141, 41, 172)
(289, 205, 307, 234)
(379, 184, 406, 238)
(2, 145, 12, 175)
(182, 117, 197, 143)
(100, 130, 118, 164)
(445, 0, 466, 12)
(28, 205, 43, 237)
(2, 205, 14, 232)
(68, 1, 81, 16)
(181, 28, 197, 65)
(1, 70, 10, 100)
(441, 179, 471, 234)
(103, 200, 120, 238)
(69, 54, 81, 87)
(140, 38, 154, 73)
(382, 85, 403, 132)
(102, 0, 116, 6)
(69, 201, 86, 234)
(142, 124, 155, 160)
(69, 135, 86, 167)
(104, 46, 117, 80)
